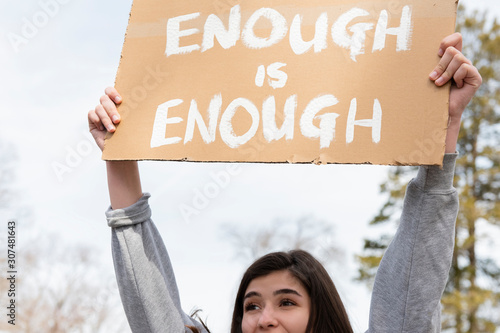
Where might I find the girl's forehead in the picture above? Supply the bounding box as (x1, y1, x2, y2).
(245, 270, 304, 293)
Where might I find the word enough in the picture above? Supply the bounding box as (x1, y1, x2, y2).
(166, 4, 413, 61)
(150, 95, 382, 149)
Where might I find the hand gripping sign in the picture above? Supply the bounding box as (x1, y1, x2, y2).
(103, 0, 457, 165)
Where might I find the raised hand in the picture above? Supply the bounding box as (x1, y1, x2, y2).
(88, 87, 123, 151)
(429, 33, 482, 153)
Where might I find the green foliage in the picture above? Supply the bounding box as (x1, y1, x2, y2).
(355, 5, 500, 332)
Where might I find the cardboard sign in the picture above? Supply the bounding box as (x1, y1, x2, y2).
(103, 0, 457, 165)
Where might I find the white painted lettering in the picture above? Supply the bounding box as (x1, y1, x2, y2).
(289, 13, 328, 55)
(202, 5, 241, 52)
(346, 98, 382, 143)
(373, 6, 413, 52)
(300, 95, 340, 148)
(242, 8, 288, 49)
(184, 94, 222, 144)
(255, 65, 266, 87)
(166, 12, 201, 56)
(220, 98, 260, 148)
(150, 99, 184, 147)
(266, 62, 288, 89)
(262, 95, 296, 142)
(331, 8, 373, 62)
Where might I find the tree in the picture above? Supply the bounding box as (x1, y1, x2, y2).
(355, 5, 500, 332)
(0, 139, 129, 333)
(221, 215, 344, 268)
(4, 236, 130, 333)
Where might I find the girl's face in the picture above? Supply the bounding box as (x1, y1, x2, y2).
(241, 270, 310, 332)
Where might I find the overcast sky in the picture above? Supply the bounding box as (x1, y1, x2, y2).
(1, 0, 499, 332)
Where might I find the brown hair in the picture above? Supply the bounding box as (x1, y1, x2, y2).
(186, 309, 211, 333)
(230, 250, 353, 333)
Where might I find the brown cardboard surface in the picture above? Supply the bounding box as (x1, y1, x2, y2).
(103, 0, 457, 165)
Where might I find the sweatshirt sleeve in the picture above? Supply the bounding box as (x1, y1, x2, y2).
(105, 193, 208, 333)
(367, 153, 459, 333)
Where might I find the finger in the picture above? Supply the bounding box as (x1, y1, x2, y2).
(105, 86, 122, 104)
(429, 47, 458, 82)
(434, 51, 471, 86)
(95, 104, 116, 132)
(452, 63, 468, 88)
(453, 63, 482, 90)
(429, 46, 471, 84)
(88, 109, 104, 131)
(438, 32, 463, 56)
(100, 94, 121, 124)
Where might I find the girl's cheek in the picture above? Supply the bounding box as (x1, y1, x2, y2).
(242, 311, 262, 333)
(241, 314, 252, 333)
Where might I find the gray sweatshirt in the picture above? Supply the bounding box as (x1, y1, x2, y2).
(105, 154, 458, 333)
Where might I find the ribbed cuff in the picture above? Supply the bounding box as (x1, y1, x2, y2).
(413, 153, 458, 192)
(105, 193, 152, 228)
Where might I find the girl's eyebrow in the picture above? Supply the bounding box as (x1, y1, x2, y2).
(243, 291, 261, 300)
(273, 288, 302, 297)
(243, 288, 302, 300)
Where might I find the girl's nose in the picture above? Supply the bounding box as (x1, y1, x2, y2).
(257, 306, 279, 328)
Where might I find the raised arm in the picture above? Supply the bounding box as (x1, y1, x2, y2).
(88, 87, 142, 209)
(430, 33, 481, 153)
(367, 33, 481, 332)
(88, 88, 207, 333)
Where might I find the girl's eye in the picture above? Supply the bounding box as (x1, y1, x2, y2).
(244, 303, 259, 312)
(280, 299, 296, 307)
